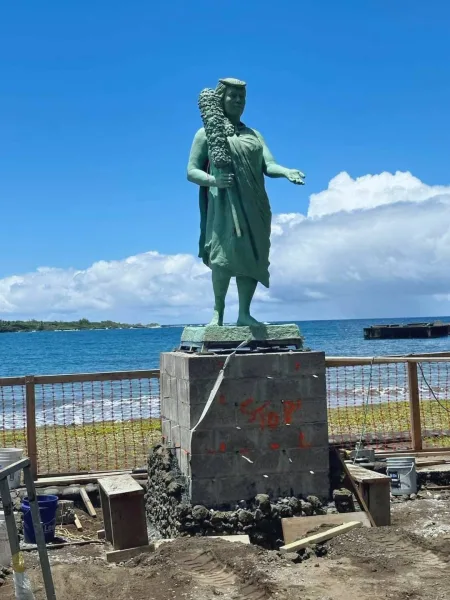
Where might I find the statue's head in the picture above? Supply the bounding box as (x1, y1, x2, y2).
(216, 78, 246, 121)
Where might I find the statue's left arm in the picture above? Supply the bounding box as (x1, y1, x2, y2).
(256, 131, 305, 185)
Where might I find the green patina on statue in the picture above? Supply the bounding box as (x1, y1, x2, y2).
(187, 77, 305, 327)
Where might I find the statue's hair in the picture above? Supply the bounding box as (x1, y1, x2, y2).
(215, 78, 247, 99)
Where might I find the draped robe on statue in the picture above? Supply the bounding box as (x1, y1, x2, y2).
(196, 123, 272, 288)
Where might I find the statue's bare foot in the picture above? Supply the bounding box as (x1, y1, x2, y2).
(237, 314, 262, 327)
(208, 310, 223, 326)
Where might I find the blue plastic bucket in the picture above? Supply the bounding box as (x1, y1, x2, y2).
(21, 495, 59, 544)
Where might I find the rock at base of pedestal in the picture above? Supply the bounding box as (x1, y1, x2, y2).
(146, 442, 330, 550)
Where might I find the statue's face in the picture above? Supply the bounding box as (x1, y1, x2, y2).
(223, 86, 246, 120)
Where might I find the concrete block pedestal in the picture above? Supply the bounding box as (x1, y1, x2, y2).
(160, 350, 329, 507)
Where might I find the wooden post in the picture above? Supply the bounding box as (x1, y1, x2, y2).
(25, 375, 38, 479)
(408, 362, 423, 451)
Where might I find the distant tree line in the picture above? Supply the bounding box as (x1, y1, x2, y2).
(0, 318, 161, 333)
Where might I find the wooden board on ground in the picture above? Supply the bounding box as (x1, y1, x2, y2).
(99, 474, 148, 551)
(345, 462, 391, 483)
(282, 513, 371, 545)
(336, 451, 377, 527)
(74, 514, 83, 531)
(80, 487, 97, 518)
(35, 471, 147, 487)
(106, 544, 155, 563)
(98, 474, 144, 497)
(152, 535, 251, 550)
(279, 521, 362, 553)
(343, 458, 391, 527)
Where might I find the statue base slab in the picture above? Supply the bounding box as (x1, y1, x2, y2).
(180, 323, 303, 353)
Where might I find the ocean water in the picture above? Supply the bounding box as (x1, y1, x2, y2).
(1, 316, 450, 378)
(1, 316, 449, 429)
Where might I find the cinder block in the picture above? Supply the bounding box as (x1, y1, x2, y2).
(189, 377, 259, 408)
(262, 377, 327, 405)
(190, 477, 218, 506)
(213, 476, 258, 506)
(188, 402, 239, 431)
(168, 424, 181, 449)
(224, 351, 325, 379)
(190, 452, 237, 478)
(160, 353, 175, 378)
(180, 426, 191, 453)
(178, 448, 190, 477)
(176, 378, 190, 404)
(161, 418, 172, 442)
(185, 354, 225, 380)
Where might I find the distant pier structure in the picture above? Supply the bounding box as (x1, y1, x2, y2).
(364, 322, 450, 340)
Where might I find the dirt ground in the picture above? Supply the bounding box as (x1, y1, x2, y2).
(2, 491, 450, 600)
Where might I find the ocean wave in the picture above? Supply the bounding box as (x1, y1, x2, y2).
(0, 394, 160, 430)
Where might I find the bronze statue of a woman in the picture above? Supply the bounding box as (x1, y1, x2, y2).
(187, 77, 305, 327)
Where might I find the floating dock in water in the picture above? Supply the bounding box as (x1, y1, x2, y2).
(364, 322, 450, 340)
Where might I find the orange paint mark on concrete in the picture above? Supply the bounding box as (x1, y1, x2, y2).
(283, 400, 302, 425)
(219, 394, 226, 405)
(240, 398, 254, 414)
(219, 442, 226, 453)
(295, 362, 301, 371)
(267, 411, 280, 430)
(298, 431, 311, 449)
(270, 443, 280, 450)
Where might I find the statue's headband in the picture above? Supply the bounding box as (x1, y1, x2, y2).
(218, 78, 246, 88)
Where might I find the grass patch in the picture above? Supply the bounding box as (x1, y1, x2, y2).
(328, 399, 450, 446)
(1, 419, 162, 475)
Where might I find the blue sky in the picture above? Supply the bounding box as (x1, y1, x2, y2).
(1, 1, 450, 322)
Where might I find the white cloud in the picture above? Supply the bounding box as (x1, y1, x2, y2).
(308, 171, 450, 218)
(2, 171, 450, 323)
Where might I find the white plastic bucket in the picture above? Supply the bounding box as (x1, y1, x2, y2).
(0, 448, 23, 489)
(386, 457, 417, 495)
(0, 510, 11, 567)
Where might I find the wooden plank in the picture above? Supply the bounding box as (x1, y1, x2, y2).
(35, 470, 145, 486)
(74, 514, 83, 531)
(408, 362, 423, 451)
(279, 521, 362, 553)
(34, 369, 160, 385)
(335, 450, 377, 528)
(361, 480, 391, 527)
(282, 513, 371, 545)
(109, 493, 148, 550)
(0, 376, 26, 386)
(376, 448, 450, 458)
(99, 487, 112, 544)
(344, 461, 391, 527)
(98, 474, 144, 497)
(80, 487, 97, 518)
(345, 462, 391, 484)
(25, 375, 38, 480)
(153, 535, 251, 550)
(326, 356, 450, 367)
(106, 544, 155, 564)
(416, 459, 447, 468)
